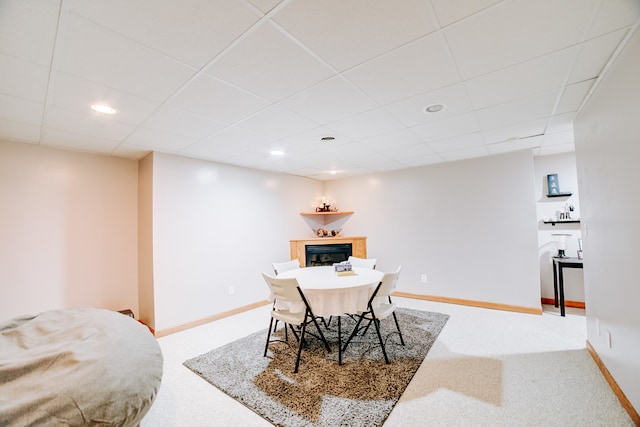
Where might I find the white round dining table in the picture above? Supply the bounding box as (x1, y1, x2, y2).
(277, 265, 383, 317)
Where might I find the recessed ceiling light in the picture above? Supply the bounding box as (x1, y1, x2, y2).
(90, 104, 117, 114)
(270, 150, 285, 156)
(321, 136, 335, 141)
(424, 103, 446, 114)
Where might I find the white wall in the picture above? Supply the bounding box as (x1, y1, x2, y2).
(325, 150, 541, 310)
(574, 27, 640, 412)
(534, 153, 584, 303)
(148, 152, 321, 331)
(0, 141, 138, 319)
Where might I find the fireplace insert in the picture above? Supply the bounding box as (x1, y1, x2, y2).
(305, 243, 352, 267)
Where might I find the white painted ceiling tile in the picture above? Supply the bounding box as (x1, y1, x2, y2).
(400, 153, 444, 167)
(430, 0, 501, 26)
(411, 112, 479, 142)
(568, 28, 629, 84)
(246, 0, 284, 15)
(141, 106, 227, 140)
(345, 33, 459, 105)
(235, 105, 318, 140)
(444, 0, 600, 79)
(206, 23, 335, 102)
(184, 127, 271, 160)
(464, 48, 578, 109)
(327, 108, 405, 140)
(383, 142, 437, 161)
(440, 145, 489, 162)
(556, 80, 595, 115)
(359, 129, 423, 151)
(546, 113, 576, 134)
(535, 142, 575, 156)
(51, 72, 160, 125)
(281, 76, 377, 125)
(587, 0, 640, 38)
(385, 83, 474, 127)
(42, 128, 121, 154)
(429, 132, 484, 153)
(126, 127, 196, 152)
(111, 143, 152, 160)
(486, 136, 542, 155)
(0, 54, 49, 102)
(0, 118, 41, 143)
(0, 94, 44, 125)
(482, 119, 548, 145)
(476, 90, 560, 131)
(543, 129, 574, 146)
(273, 0, 438, 71)
(58, 13, 196, 102)
(0, 0, 58, 65)
(276, 126, 352, 155)
(46, 106, 135, 141)
(168, 75, 269, 124)
(67, 0, 260, 68)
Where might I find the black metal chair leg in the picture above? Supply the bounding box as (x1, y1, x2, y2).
(391, 311, 405, 345)
(372, 318, 390, 364)
(310, 312, 331, 352)
(342, 313, 365, 351)
(264, 317, 275, 357)
(294, 320, 308, 373)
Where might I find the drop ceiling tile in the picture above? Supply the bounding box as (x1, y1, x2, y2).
(383, 142, 437, 161)
(50, 72, 160, 125)
(411, 112, 479, 143)
(274, 0, 437, 71)
(440, 145, 488, 162)
(126, 127, 196, 152)
(327, 108, 405, 141)
(276, 126, 352, 154)
(0, 54, 49, 102)
(359, 128, 423, 151)
(399, 153, 444, 167)
(385, 83, 474, 127)
(235, 105, 318, 141)
(281, 76, 377, 125)
(587, 0, 640, 38)
(428, 132, 484, 153)
(0, 94, 43, 125)
(568, 28, 629, 84)
(534, 142, 575, 156)
(482, 119, 548, 145)
(42, 128, 121, 154)
(206, 22, 335, 102)
(556, 80, 595, 115)
(184, 127, 270, 160)
(345, 32, 459, 105)
(58, 13, 196, 102)
(486, 135, 542, 155)
(476, 90, 560, 131)
(246, 0, 284, 14)
(67, 0, 260, 68)
(542, 129, 574, 146)
(45, 106, 135, 141)
(141, 106, 227, 140)
(0, 0, 58, 65)
(111, 143, 152, 160)
(0, 118, 41, 143)
(464, 48, 578, 109)
(431, 0, 501, 26)
(444, 0, 599, 79)
(546, 113, 576, 134)
(323, 141, 393, 165)
(168, 74, 269, 124)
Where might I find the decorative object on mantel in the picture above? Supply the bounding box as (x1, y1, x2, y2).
(546, 173, 572, 197)
(315, 196, 339, 212)
(314, 228, 341, 238)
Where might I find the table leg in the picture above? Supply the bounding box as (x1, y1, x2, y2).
(552, 259, 558, 307)
(559, 265, 566, 317)
(338, 316, 342, 365)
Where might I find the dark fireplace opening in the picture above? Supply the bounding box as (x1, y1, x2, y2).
(305, 243, 352, 267)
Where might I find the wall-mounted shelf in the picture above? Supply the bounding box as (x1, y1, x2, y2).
(543, 219, 580, 226)
(300, 211, 354, 226)
(547, 192, 573, 198)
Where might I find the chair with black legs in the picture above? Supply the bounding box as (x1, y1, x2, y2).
(262, 273, 331, 373)
(347, 256, 377, 270)
(342, 266, 404, 364)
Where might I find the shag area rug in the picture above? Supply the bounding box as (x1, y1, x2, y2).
(184, 307, 449, 427)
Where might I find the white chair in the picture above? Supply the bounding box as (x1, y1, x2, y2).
(262, 273, 330, 373)
(272, 259, 301, 275)
(348, 256, 377, 269)
(342, 266, 404, 364)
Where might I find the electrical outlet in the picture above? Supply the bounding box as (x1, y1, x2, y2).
(420, 274, 427, 284)
(228, 286, 234, 296)
(606, 331, 612, 349)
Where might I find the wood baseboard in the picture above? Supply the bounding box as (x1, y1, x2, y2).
(393, 292, 542, 315)
(155, 300, 271, 337)
(541, 297, 585, 309)
(586, 340, 640, 425)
